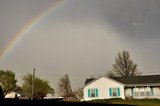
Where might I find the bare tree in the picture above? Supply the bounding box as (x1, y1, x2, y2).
(58, 74, 75, 99)
(106, 70, 116, 77)
(108, 50, 141, 77)
(73, 87, 83, 100)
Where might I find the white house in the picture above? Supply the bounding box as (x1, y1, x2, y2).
(83, 75, 160, 101)
(5, 91, 21, 98)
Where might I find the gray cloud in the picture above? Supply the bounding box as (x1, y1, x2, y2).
(52, 0, 160, 40)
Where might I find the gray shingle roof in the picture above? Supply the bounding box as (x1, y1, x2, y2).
(84, 75, 160, 87)
(84, 78, 96, 85)
(111, 75, 160, 85)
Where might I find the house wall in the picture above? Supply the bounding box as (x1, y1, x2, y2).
(151, 87, 160, 99)
(125, 88, 132, 97)
(5, 91, 19, 98)
(83, 77, 125, 101)
(125, 86, 160, 99)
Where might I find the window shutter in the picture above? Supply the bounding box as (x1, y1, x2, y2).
(88, 89, 90, 97)
(109, 88, 112, 97)
(150, 87, 154, 95)
(117, 87, 120, 96)
(96, 89, 98, 97)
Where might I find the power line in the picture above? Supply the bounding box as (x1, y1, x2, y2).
(16, 73, 104, 77)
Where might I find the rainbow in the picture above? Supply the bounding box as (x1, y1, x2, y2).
(0, 0, 68, 59)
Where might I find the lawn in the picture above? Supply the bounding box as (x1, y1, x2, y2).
(1, 99, 160, 105)
(88, 99, 160, 106)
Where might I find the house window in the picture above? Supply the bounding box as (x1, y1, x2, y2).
(88, 88, 98, 97)
(132, 87, 153, 97)
(134, 88, 139, 96)
(91, 89, 96, 97)
(150, 87, 154, 95)
(145, 87, 151, 96)
(109, 87, 120, 97)
(113, 88, 118, 96)
(139, 88, 145, 96)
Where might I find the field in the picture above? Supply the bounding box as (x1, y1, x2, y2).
(1, 98, 160, 106)
(87, 99, 160, 106)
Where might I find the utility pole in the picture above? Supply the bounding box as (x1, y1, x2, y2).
(31, 68, 35, 100)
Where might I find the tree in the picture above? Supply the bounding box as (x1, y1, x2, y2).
(22, 74, 54, 99)
(73, 87, 83, 100)
(0, 86, 3, 99)
(0, 70, 17, 97)
(108, 50, 141, 77)
(106, 70, 116, 77)
(58, 74, 75, 99)
(14, 85, 23, 92)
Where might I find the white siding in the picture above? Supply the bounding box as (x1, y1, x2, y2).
(152, 87, 160, 99)
(125, 88, 132, 97)
(83, 77, 125, 101)
(5, 91, 20, 98)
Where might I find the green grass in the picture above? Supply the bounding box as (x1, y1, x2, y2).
(87, 99, 160, 106)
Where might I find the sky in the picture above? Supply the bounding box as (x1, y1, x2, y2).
(0, 0, 160, 96)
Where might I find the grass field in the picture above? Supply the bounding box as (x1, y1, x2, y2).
(87, 99, 160, 106)
(1, 99, 160, 105)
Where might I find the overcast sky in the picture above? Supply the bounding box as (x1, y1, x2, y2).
(0, 0, 160, 95)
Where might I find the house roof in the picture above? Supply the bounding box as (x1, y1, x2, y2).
(84, 78, 96, 85)
(111, 75, 160, 84)
(84, 76, 125, 88)
(111, 75, 160, 86)
(84, 75, 160, 87)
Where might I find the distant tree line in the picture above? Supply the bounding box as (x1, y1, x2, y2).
(0, 70, 83, 100)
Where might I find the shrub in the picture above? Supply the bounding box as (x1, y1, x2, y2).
(109, 98, 122, 100)
(89, 99, 111, 104)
